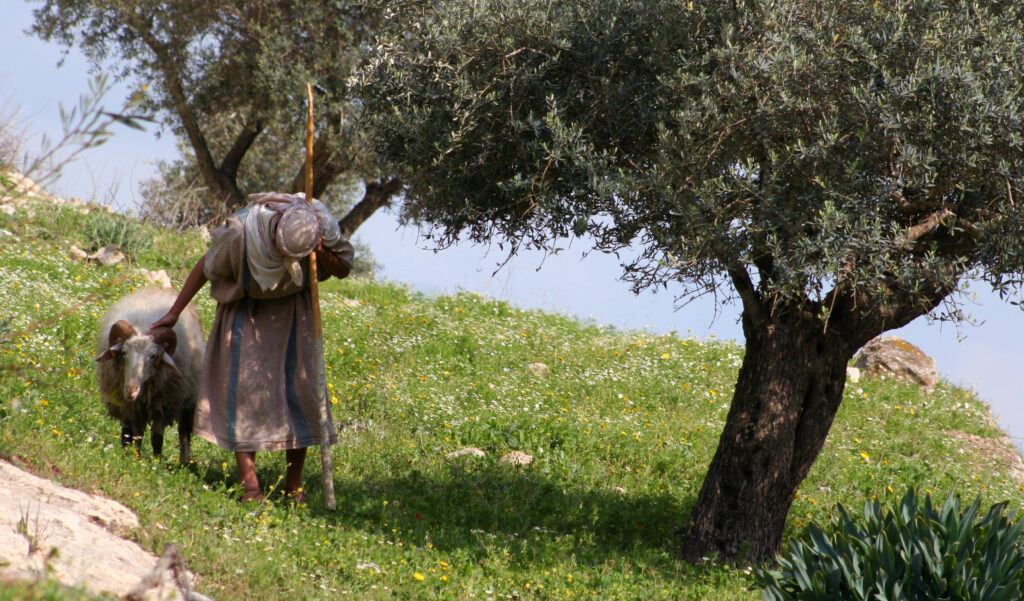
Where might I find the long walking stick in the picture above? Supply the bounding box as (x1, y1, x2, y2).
(305, 82, 336, 509)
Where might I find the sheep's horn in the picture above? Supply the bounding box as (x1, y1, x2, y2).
(108, 320, 138, 346)
(150, 326, 177, 357)
(160, 351, 183, 377)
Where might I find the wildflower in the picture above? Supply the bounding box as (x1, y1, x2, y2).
(414, 572, 426, 581)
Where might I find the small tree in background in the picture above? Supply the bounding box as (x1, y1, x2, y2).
(29, 0, 400, 233)
(359, 0, 1024, 561)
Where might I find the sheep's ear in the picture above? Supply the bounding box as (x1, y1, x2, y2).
(150, 326, 178, 357)
(160, 351, 183, 377)
(95, 342, 123, 362)
(108, 320, 138, 346)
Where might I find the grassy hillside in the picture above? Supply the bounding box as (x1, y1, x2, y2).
(2, 182, 1023, 600)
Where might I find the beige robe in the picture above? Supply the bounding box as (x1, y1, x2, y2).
(194, 210, 354, 452)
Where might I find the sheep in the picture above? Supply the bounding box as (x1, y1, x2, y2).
(95, 287, 205, 464)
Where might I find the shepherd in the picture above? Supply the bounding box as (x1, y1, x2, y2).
(151, 86, 352, 503)
(151, 190, 353, 502)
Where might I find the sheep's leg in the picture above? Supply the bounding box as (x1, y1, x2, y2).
(121, 422, 144, 451)
(150, 419, 165, 457)
(120, 424, 134, 448)
(177, 405, 194, 465)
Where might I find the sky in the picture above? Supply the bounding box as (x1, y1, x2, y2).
(5, 3, 1024, 450)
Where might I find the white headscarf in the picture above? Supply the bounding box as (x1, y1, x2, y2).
(243, 192, 341, 292)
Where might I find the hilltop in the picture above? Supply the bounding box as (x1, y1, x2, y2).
(2, 175, 1024, 600)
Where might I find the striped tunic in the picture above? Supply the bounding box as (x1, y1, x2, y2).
(193, 210, 354, 452)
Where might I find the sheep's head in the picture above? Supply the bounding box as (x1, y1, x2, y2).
(96, 320, 182, 401)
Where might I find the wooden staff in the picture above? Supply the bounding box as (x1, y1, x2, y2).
(305, 82, 336, 509)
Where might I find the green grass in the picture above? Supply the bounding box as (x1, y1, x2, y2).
(0, 580, 115, 601)
(1, 183, 1022, 600)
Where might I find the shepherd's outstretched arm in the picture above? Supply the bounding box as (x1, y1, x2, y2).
(150, 256, 209, 330)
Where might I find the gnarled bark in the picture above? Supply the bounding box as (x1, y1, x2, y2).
(679, 305, 852, 562)
(680, 273, 954, 562)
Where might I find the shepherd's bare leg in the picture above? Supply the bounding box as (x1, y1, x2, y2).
(236, 451, 263, 502)
(284, 448, 308, 502)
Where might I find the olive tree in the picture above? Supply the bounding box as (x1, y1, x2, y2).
(359, 0, 1024, 561)
(29, 0, 399, 231)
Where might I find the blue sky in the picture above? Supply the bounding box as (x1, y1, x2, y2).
(5, 3, 1024, 449)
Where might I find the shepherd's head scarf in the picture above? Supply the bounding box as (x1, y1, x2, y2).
(243, 193, 325, 291)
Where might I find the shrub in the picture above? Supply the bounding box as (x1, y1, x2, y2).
(81, 212, 153, 260)
(756, 489, 1024, 601)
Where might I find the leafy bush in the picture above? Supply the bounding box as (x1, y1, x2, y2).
(756, 489, 1024, 601)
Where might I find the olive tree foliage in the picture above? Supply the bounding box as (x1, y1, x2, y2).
(29, 0, 400, 232)
(359, 0, 1024, 561)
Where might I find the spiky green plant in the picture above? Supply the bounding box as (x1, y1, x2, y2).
(756, 489, 1024, 601)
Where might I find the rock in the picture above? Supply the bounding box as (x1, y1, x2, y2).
(68, 245, 89, 261)
(945, 430, 1024, 482)
(854, 336, 937, 394)
(846, 366, 860, 383)
(0, 460, 198, 600)
(138, 269, 172, 288)
(337, 418, 374, 433)
(1, 173, 48, 203)
(86, 245, 126, 267)
(446, 448, 486, 459)
(194, 226, 211, 244)
(499, 451, 533, 466)
(527, 362, 550, 378)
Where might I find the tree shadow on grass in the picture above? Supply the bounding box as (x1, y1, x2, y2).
(303, 462, 696, 568)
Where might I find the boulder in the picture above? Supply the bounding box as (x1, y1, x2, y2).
(86, 245, 126, 266)
(499, 451, 534, 466)
(527, 362, 550, 378)
(0, 460, 200, 600)
(854, 336, 937, 393)
(446, 448, 486, 459)
(68, 245, 89, 261)
(138, 268, 172, 288)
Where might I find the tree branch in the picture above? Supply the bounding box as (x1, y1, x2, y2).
(219, 111, 263, 180)
(288, 137, 351, 198)
(727, 263, 767, 328)
(337, 178, 402, 237)
(898, 208, 954, 248)
(132, 15, 243, 207)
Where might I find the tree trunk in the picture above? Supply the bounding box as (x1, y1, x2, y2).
(289, 137, 350, 199)
(337, 178, 402, 237)
(679, 306, 854, 563)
